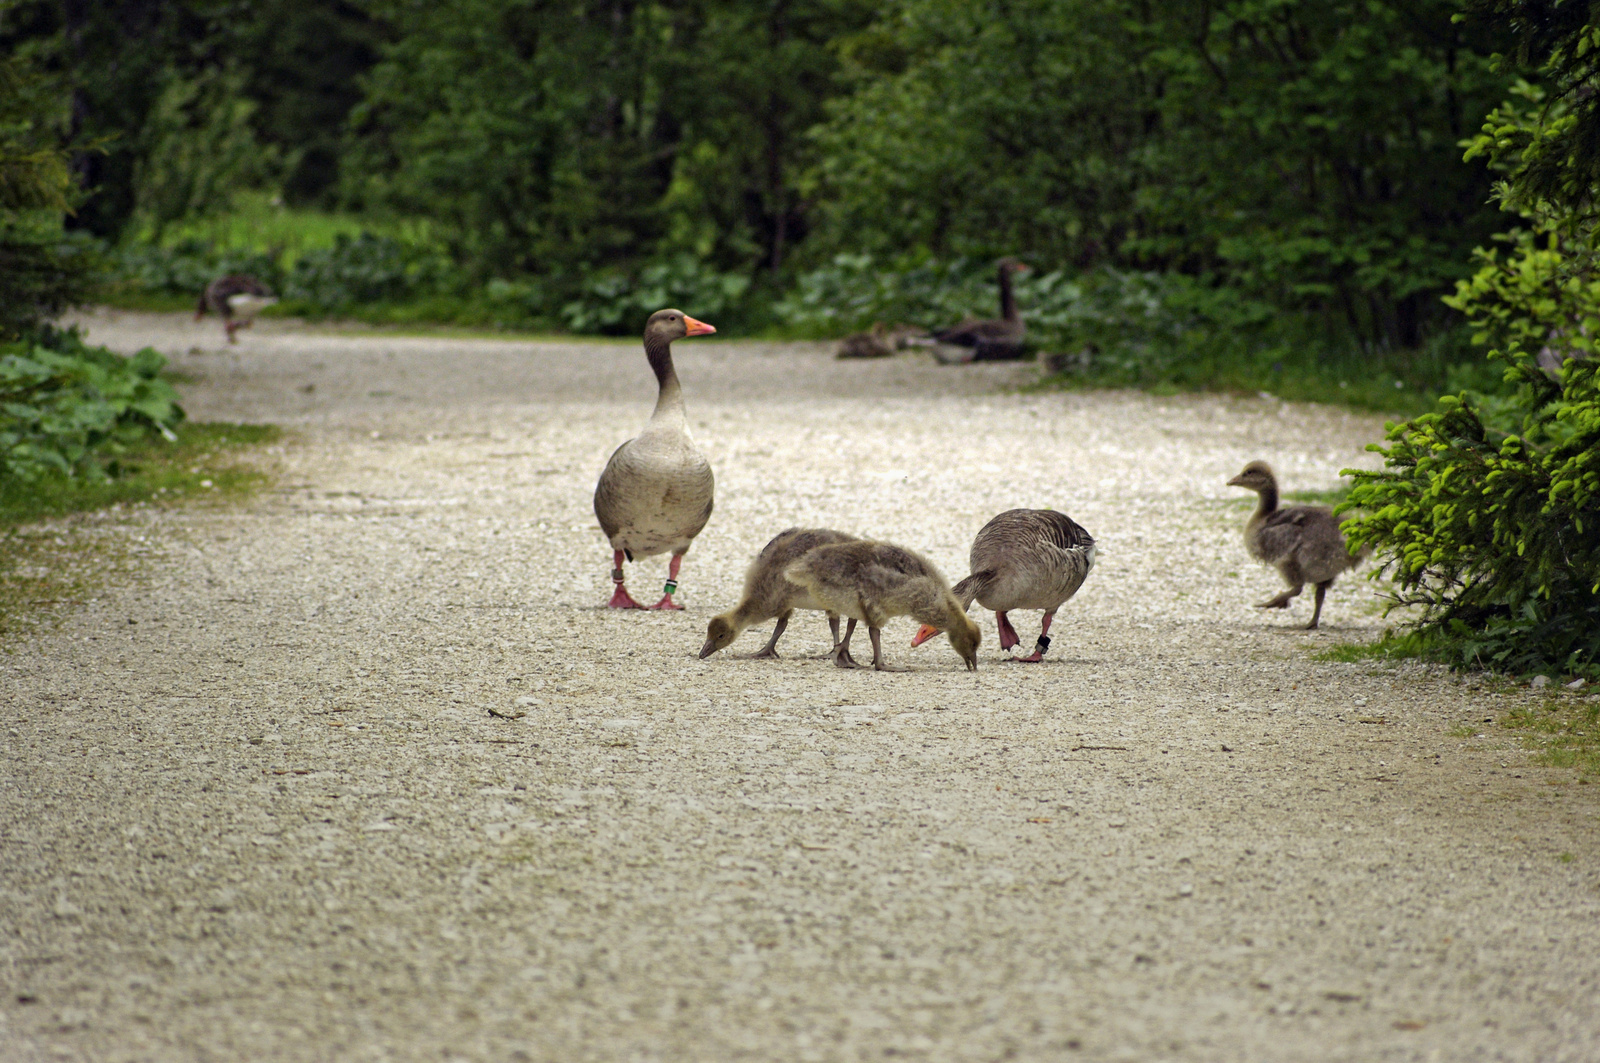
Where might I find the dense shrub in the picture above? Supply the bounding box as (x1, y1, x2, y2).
(109, 238, 282, 298)
(1342, 225, 1600, 678)
(281, 233, 451, 310)
(1, 328, 185, 482)
(557, 255, 753, 335)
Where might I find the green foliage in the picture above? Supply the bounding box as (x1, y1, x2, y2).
(774, 253, 1000, 332)
(777, 254, 1482, 409)
(0, 51, 101, 340)
(0, 421, 276, 529)
(1341, 224, 1600, 678)
(0, 328, 185, 484)
(811, 0, 1512, 350)
(346, 0, 873, 281)
(0, 54, 72, 214)
(281, 233, 452, 311)
(129, 66, 282, 241)
(1460, 2, 1600, 216)
(107, 238, 281, 299)
(560, 255, 752, 334)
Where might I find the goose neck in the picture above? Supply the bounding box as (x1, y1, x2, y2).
(1252, 482, 1279, 521)
(646, 336, 685, 420)
(999, 266, 1018, 322)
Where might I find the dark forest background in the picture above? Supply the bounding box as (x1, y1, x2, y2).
(0, 0, 1564, 402)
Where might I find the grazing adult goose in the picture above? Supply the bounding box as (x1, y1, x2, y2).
(1227, 461, 1364, 629)
(913, 508, 1095, 662)
(594, 309, 717, 609)
(836, 322, 894, 359)
(783, 540, 980, 671)
(699, 527, 860, 659)
(195, 274, 276, 343)
(930, 258, 1028, 362)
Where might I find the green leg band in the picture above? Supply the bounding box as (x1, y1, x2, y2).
(663, 579, 678, 596)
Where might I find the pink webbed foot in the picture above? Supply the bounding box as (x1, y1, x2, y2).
(607, 584, 646, 609)
(649, 595, 684, 611)
(995, 612, 1021, 650)
(1003, 651, 1045, 663)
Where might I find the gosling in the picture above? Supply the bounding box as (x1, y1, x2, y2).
(699, 527, 859, 660)
(782, 540, 980, 671)
(1227, 461, 1364, 629)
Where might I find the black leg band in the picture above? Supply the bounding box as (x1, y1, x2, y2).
(612, 568, 624, 582)
(1035, 635, 1051, 655)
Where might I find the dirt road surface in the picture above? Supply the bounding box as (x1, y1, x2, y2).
(3, 311, 1597, 1062)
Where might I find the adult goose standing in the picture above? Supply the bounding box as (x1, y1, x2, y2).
(594, 309, 717, 609)
(1227, 461, 1364, 629)
(930, 258, 1028, 362)
(195, 274, 276, 343)
(698, 527, 860, 659)
(783, 540, 980, 671)
(912, 509, 1095, 662)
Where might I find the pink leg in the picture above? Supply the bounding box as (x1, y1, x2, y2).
(607, 550, 645, 609)
(649, 554, 685, 610)
(996, 611, 1021, 650)
(1006, 610, 1055, 664)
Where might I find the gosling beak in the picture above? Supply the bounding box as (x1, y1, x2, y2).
(683, 315, 717, 337)
(910, 624, 942, 647)
(965, 656, 978, 672)
(1226, 474, 1246, 487)
(698, 640, 717, 659)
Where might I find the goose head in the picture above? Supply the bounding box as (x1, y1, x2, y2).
(997, 258, 1029, 276)
(699, 615, 737, 659)
(910, 617, 981, 670)
(1227, 460, 1276, 493)
(645, 308, 716, 344)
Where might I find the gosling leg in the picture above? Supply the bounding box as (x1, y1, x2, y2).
(868, 626, 905, 671)
(750, 611, 790, 659)
(606, 550, 646, 609)
(1006, 610, 1055, 664)
(1257, 584, 1303, 610)
(831, 619, 861, 669)
(648, 553, 686, 610)
(1307, 581, 1332, 630)
(995, 610, 1021, 650)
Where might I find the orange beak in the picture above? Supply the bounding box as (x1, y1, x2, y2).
(910, 624, 942, 647)
(683, 315, 716, 337)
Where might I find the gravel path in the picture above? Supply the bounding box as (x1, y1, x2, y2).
(3, 310, 1597, 1062)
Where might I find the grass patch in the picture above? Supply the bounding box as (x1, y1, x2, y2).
(1314, 632, 1427, 665)
(0, 421, 279, 636)
(1504, 695, 1600, 775)
(1283, 485, 1351, 506)
(0, 422, 279, 528)
(142, 191, 440, 266)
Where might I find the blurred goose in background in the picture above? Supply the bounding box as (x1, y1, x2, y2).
(594, 309, 717, 610)
(783, 540, 980, 671)
(1227, 461, 1365, 630)
(699, 527, 860, 659)
(913, 508, 1095, 662)
(196, 274, 276, 343)
(926, 258, 1028, 363)
(836, 322, 893, 359)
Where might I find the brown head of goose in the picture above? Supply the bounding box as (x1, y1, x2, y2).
(593, 309, 717, 609)
(782, 540, 980, 671)
(912, 508, 1095, 662)
(929, 258, 1028, 362)
(1226, 460, 1364, 629)
(699, 527, 860, 659)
